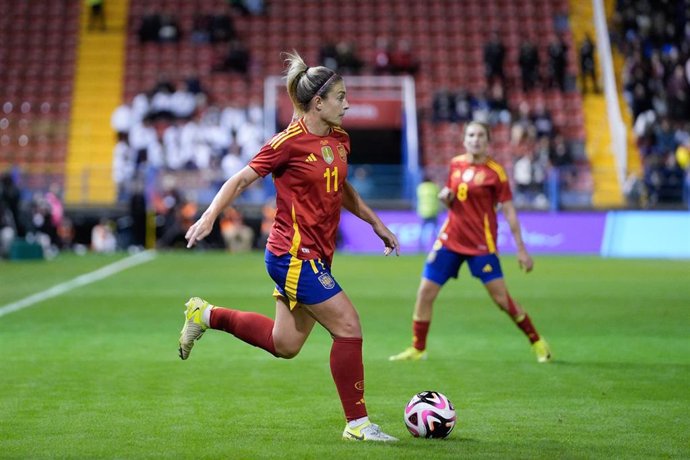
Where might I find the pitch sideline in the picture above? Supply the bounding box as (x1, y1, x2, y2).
(0, 250, 157, 318)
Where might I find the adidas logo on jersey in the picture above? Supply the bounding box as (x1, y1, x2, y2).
(305, 153, 317, 162)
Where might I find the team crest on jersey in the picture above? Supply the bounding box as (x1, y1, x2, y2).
(474, 170, 486, 185)
(336, 143, 347, 162)
(462, 168, 475, 182)
(318, 273, 336, 289)
(321, 146, 335, 164)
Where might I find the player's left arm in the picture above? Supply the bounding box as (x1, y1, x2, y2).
(500, 200, 534, 272)
(342, 181, 400, 256)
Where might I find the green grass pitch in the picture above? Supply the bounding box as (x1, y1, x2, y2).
(1, 251, 688, 459)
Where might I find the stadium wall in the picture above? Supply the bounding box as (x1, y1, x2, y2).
(339, 211, 690, 259)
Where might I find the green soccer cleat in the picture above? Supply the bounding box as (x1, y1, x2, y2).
(532, 338, 552, 363)
(178, 297, 211, 360)
(342, 421, 398, 442)
(388, 346, 428, 361)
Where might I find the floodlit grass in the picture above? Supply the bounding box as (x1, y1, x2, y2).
(1, 251, 688, 459)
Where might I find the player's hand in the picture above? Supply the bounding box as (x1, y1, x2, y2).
(438, 187, 454, 206)
(517, 249, 533, 273)
(185, 214, 214, 248)
(373, 222, 400, 256)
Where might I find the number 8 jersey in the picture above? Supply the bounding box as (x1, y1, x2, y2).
(249, 118, 350, 266)
(438, 154, 512, 256)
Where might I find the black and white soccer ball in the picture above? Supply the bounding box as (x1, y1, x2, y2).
(404, 390, 457, 439)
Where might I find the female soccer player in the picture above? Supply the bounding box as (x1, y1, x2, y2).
(179, 51, 400, 442)
(389, 121, 551, 363)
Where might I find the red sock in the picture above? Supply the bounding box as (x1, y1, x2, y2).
(412, 320, 430, 351)
(506, 296, 540, 343)
(330, 337, 367, 422)
(210, 307, 277, 356)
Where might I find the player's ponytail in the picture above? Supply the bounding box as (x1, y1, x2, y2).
(284, 50, 342, 118)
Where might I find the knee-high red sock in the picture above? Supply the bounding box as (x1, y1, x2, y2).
(412, 320, 430, 351)
(210, 307, 277, 356)
(330, 337, 368, 422)
(506, 296, 540, 343)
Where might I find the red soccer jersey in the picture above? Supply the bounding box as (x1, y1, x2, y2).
(438, 154, 512, 255)
(249, 118, 350, 266)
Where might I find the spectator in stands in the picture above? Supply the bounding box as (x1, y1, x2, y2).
(631, 82, 654, 122)
(518, 37, 541, 92)
(129, 179, 147, 249)
(156, 184, 199, 248)
(532, 101, 555, 139)
(372, 36, 393, 75)
(209, 9, 235, 43)
(335, 41, 364, 75)
(514, 151, 539, 203)
(0, 172, 22, 256)
(218, 39, 251, 74)
(579, 33, 599, 93)
(511, 100, 538, 142)
(470, 89, 492, 124)
(483, 31, 506, 88)
(390, 39, 419, 75)
(487, 83, 511, 125)
(454, 89, 474, 123)
(157, 14, 181, 43)
(112, 132, 136, 202)
(221, 148, 244, 180)
(258, 198, 276, 249)
(432, 88, 456, 122)
(666, 64, 689, 122)
(319, 40, 339, 71)
(547, 134, 576, 190)
(235, 103, 265, 162)
(623, 171, 646, 208)
(547, 35, 568, 91)
(111, 103, 133, 138)
(138, 10, 162, 43)
(191, 13, 212, 43)
(91, 218, 117, 253)
(228, 0, 265, 16)
(87, 0, 106, 31)
(219, 207, 254, 252)
(652, 117, 678, 157)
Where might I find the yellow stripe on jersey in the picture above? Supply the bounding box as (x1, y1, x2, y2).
(289, 204, 301, 257)
(333, 126, 348, 135)
(484, 213, 496, 253)
(270, 123, 303, 149)
(486, 160, 508, 182)
(269, 122, 300, 143)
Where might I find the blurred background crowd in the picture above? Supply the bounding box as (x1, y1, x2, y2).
(1, 0, 689, 258)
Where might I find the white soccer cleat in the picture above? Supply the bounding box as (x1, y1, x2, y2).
(342, 421, 399, 442)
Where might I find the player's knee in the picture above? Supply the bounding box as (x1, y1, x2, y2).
(274, 342, 302, 359)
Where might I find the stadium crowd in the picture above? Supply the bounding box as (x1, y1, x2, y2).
(613, 0, 690, 205)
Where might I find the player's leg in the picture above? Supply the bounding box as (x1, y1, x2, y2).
(471, 254, 551, 362)
(390, 245, 462, 361)
(271, 296, 316, 358)
(302, 292, 397, 442)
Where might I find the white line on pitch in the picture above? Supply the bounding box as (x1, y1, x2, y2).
(0, 250, 157, 318)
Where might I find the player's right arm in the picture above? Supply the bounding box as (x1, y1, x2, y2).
(185, 166, 260, 248)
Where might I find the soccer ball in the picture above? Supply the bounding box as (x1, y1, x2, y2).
(404, 390, 457, 439)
